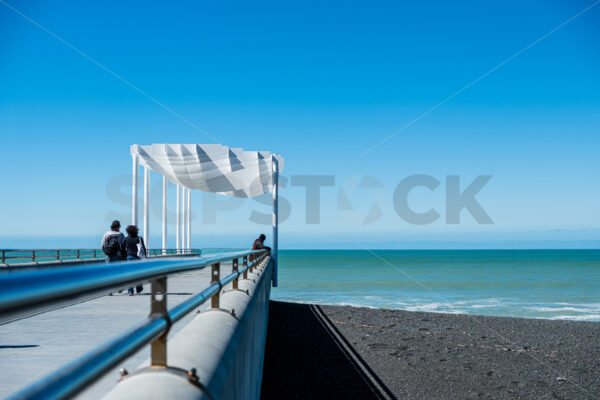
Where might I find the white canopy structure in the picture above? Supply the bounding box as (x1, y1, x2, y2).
(131, 144, 284, 198)
(130, 144, 282, 286)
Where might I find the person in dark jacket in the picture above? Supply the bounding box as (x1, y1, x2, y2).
(122, 225, 147, 295)
(251, 234, 271, 262)
(101, 220, 125, 263)
(252, 234, 271, 252)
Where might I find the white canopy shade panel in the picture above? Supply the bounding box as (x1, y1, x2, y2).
(130, 144, 284, 198)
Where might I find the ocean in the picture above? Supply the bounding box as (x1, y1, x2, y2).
(270, 249, 600, 322)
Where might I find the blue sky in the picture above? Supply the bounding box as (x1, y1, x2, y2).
(0, 0, 599, 248)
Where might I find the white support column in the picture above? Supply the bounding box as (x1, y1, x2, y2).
(162, 176, 168, 255)
(143, 166, 150, 251)
(187, 189, 192, 250)
(176, 184, 181, 253)
(132, 154, 139, 226)
(272, 156, 279, 287)
(182, 187, 187, 253)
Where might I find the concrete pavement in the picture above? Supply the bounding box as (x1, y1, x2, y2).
(0, 264, 236, 399)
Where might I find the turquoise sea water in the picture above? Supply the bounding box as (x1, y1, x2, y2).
(271, 250, 600, 321)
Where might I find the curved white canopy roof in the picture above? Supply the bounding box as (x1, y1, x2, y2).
(131, 144, 284, 198)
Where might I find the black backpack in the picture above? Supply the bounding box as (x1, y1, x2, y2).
(102, 234, 120, 256)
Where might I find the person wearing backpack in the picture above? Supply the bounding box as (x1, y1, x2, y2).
(122, 224, 147, 296)
(101, 220, 125, 263)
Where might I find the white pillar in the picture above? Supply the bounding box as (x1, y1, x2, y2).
(272, 156, 279, 287)
(187, 189, 192, 250)
(143, 166, 150, 250)
(162, 176, 168, 255)
(176, 184, 181, 253)
(131, 154, 139, 226)
(182, 187, 187, 253)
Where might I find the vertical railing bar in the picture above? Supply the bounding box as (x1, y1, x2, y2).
(211, 263, 220, 309)
(32, 250, 35, 263)
(242, 256, 248, 279)
(232, 258, 239, 290)
(150, 277, 168, 367)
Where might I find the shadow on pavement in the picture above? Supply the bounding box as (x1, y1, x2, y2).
(261, 301, 394, 399)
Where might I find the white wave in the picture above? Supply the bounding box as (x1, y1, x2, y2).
(555, 302, 600, 307)
(470, 304, 496, 308)
(335, 302, 377, 309)
(527, 306, 600, 313)
(448, 298, 510, 309)
(275, 297, 600, 321)
(404, 303, 445, 312)
(477, 298, 506, 304)
(404, 303, 463, 313)
(548, 314, 600, 321)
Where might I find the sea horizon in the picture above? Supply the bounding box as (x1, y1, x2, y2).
(2, 245, 598, 322)
(1, 234, 599, 251)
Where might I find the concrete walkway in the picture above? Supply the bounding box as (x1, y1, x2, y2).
(0, 264, 236, 399)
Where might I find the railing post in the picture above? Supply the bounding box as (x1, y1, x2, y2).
(150, 277, 168, 368)
(211, 263, 220, 309)
(32, 250, 35, 263)
(254, 253, 260, 271)
(56, 250, 60, 261)
(252, 252, 262, 272)
(77, 249, 80, 260)
(257, 252, 263, 269)
(1, 250, 5, 264)
(232, 258, 239, 290)
(176, 184, 181, 254)
(162, 176, 168, 255)
(243, 256, 248, 279)
(93, 249, 97, 259)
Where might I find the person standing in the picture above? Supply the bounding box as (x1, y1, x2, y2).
(251, 234, 271, 262)
(101, 220, 125, 263)
(122, 225, 147, 296)
(252, 234, 271, 252)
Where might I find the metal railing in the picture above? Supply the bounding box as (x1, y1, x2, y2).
(0, 248, 201, 266)
(0, 249, 270, 400)
(147, 248, 200, 257)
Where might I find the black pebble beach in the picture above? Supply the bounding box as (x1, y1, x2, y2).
(261, 301, 600, 400)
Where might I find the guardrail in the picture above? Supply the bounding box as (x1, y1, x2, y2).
(0, 249, 269, 400)
(0, 249, 201, 266)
